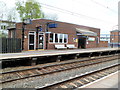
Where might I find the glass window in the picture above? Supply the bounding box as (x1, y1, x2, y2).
(4, 26, 6, 29)
(59, 34, 63, 43)
(29, 32, 35, 34)
(1, 25, 6, 30)
(29, 35, 34, 43)
(1, 26, 3, 29)
(50, 33, 54, 42)
(64, 34, 68, 43)
(55, 34, 58, 42)
(49, 33, 68, 43)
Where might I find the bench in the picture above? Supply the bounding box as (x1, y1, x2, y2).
(66, 44, 77, 49)
(55, 44, 67, 50)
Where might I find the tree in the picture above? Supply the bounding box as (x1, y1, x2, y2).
(7, 7, 18, 22)
(16, 0, 44, 21)
(0, 1, 6, 20)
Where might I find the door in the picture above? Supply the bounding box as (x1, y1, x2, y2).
(29, 32, 36, 50)
(38, 33, 44, 49)
(78, 36, 86, 49)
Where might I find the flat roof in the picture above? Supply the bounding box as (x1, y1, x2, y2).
(0, 20, 16, 23)
(111, 30, 120, 32)
(17, 19, 100, 30)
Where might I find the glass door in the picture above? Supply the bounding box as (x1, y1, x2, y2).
(38, 33, 44, 49)
(29, 32, 36, 50)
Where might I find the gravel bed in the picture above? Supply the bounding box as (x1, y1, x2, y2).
(2, 55, 115, 73)
(1, 54, 118, 73)
(2, 59, 119, 88)
(1, 57, 90, 73)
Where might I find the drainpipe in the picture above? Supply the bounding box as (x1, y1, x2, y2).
(46, 23, 49, 49)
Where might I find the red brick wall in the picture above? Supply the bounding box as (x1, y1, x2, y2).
(8, 30, 11, 38)
(9, 19, 101, 51)
(98, 41, 108, 47)
(86, 36, 98, 48)
(110, 31, 120, 43)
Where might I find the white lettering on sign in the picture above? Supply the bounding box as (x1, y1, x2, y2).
(88, 37, 95, 41)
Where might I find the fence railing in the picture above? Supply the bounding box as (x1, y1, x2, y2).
(0, 38, 21, 53)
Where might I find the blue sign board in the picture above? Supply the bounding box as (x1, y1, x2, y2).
(48, 23, 57, 28)
(38, 27, 42, 31)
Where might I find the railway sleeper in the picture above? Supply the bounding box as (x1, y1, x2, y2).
(48, 66, 118, 89)
(1, 55, 118, 84)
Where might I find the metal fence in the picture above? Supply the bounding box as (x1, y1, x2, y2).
(0, 38, 21, 53)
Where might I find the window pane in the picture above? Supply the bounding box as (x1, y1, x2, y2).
(29, 35, 34, 43)
(64, 34, 68, 43)
(59, 34, 63, 43)
(1, 26, 3, 29)
(55, 34, 58, 42)
(50, 33, 53, 42)
(4, 26, 6, 29)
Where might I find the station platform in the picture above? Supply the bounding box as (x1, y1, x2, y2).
(81, 71, 119, 88)
(0, 47, 119, 60)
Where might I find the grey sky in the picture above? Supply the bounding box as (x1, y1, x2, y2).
(0, 0, 119, 34)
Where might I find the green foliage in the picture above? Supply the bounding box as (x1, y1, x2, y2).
(0, 31, 7, 38)
(16, 0, 44, 21)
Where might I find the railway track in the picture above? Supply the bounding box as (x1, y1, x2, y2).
(1, 54, 118, 84)
(40, 65, 119, 89)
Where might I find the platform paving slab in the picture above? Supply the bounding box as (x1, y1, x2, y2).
(0, 47, 119, 60)
(83, 71, 119, 88)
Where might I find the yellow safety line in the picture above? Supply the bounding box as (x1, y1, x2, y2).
(38, 49, 44, 51)
(28, 50, 36, 51)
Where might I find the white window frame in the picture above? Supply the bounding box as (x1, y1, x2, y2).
(49, 33, 68, 44)
(62, 34, 64, 43)
(53, 33, 55, 43)
(58, 34, 60, 43)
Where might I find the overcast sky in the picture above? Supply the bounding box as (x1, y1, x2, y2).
(0, 0, 119, 34)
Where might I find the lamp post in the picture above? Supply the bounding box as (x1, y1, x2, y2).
(111, 37, 114, 48)
(36, 25, 42, 50)
(45, 23, 49, 49)
(22, 18, 31, 50)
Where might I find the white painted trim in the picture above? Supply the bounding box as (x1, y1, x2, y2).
(53, 33, 55, 43)
(58, 34, 60, 43)
(62, 34, 64, 43)
(28, 31, 36, 50)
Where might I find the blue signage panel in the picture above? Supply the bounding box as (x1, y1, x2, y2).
(38, 27, 42, 31)
(48, 23, 57, 28)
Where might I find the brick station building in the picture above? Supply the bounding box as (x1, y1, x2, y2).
(8, 19, 108, 51)
(110, 30, 120, 47)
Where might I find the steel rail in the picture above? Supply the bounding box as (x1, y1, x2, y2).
(1, 55, 119, 84)
(37, 64, 119, 89)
